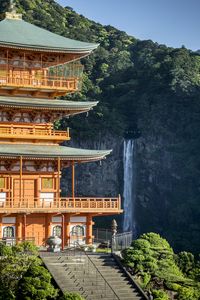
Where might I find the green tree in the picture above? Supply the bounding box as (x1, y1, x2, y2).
(17, 264, 58, 300)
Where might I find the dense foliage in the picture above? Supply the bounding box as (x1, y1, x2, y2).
(0, 0, 200, 253)
(0, 242, 84, 300)
(122, 233, 200, 300)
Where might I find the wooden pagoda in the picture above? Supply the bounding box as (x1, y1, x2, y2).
(0, 3, 122, 247)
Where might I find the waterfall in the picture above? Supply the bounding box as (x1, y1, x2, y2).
(123, 139, 136, 233)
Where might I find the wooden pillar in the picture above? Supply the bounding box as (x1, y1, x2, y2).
(45, 214, 52, 243)
(86, 214, 93, 245)
(72, 161, 75, 206)
(65, 214, 70, 247)
(57, 157, 61, 203)
(0, 214, 2, 239)
(61, 214, 65, 251)
(16, 215, 22, 243)
(23, 214, 26, 241)
(20, 156, 23, 204)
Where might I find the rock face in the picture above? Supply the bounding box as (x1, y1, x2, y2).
(61, 134, 123, 198)
(134, 134, 200, 253)
(61, 132, 199, 253)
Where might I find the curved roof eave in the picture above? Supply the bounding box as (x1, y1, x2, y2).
(0, 18, 99, 54)
(0, 96, 98, 111)
(0, 144, 112, 162)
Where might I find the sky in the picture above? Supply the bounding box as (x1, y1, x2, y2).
(56, 0, 200, 51)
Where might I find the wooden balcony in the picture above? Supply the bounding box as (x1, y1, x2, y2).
(0, 123, 70, 143)
(0, 74, 79, 95)
(0, 196, 122, 214)
(0, 59, 83, 96)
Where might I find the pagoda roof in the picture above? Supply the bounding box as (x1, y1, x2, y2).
(0, 18, 98, 53)
(0, 144, 111, 162)
(0, 96, 98, 112)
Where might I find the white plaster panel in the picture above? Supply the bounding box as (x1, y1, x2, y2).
(40, 193, 54, 202)
(0, 193, 6, 202)
(52, 216, 62, 223)
(70, 217, 86, 223)
(2, 217, 16, 224)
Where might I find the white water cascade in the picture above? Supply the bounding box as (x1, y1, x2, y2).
(123, 139, 136, 233)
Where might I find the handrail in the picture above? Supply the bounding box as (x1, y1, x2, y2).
(0, 124, 70, 138)
(0, 75, 79, 91)
(0, 197, 121, 211)
(75, 241, 120, 300)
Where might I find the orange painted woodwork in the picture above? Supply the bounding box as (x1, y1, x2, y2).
(0, 8, 122, 247)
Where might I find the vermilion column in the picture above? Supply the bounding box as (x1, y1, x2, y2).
(86, 214, 93, 245)
(45, 214, 52, 244)
(61, 214, 65, 250)
(23, 214, 26, 241)
(16, 214, 22, 243)
(0, 214, 2, 239)
(65, 214, 71, 247)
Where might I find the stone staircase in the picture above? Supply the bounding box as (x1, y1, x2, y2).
(41, 252, 147, 300)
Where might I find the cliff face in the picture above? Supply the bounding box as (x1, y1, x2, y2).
(61, 131, 199, 253)
(135, 133, 200, 253)
(61, 134, 123, 197)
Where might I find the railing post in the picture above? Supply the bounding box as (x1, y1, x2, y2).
(118, 194, 121, 209)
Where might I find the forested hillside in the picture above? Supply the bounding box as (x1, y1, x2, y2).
(0, 0, 200, 253)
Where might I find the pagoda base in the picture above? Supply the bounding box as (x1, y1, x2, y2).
(0, 212, 96, 247)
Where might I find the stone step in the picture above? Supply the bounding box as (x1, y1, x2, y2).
(41, 253, 146, 300)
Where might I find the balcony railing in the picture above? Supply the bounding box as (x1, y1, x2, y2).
(0, 59, 83, 93)
(0, 74, 79, 92)
(0, 123, 70, 141)
(0, 197, 122, 213)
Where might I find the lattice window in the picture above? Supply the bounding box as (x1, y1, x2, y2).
(52, 225, 62, 237)
(41, 178, 53, 189)
(0, 178, 5, 189)
(71, 225, 84, 237)
(3, 226, 14, 238)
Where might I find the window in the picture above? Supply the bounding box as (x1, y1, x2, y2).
(41, 178, 53, 189)
(53, 225, 62, 237)
(3, 226, 14, 238)
(71, 225, 84, 237)
(0, 178, 5, 189)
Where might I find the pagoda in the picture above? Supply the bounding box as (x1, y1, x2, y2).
(0, 2, 122, 247)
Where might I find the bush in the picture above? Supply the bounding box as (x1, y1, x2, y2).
(59, 292, 85, 300)
(13, 241, 38, 256)
(0, 242, 13, 256)
(17, 264, 58, 300)
(177, 287, 200, 300)
(152, 289, 169, 300)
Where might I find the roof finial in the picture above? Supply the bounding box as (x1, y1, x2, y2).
(9, 0, 16, 13)
(5, 0, 22, 20)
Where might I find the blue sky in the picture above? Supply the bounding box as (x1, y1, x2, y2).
(56, 0, 200, 51)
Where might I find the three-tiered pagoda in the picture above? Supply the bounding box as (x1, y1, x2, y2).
(0, 3, 122, 247)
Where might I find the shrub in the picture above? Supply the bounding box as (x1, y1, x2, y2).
(152, 289, 169, 300)
(59, 292, 85, 300)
